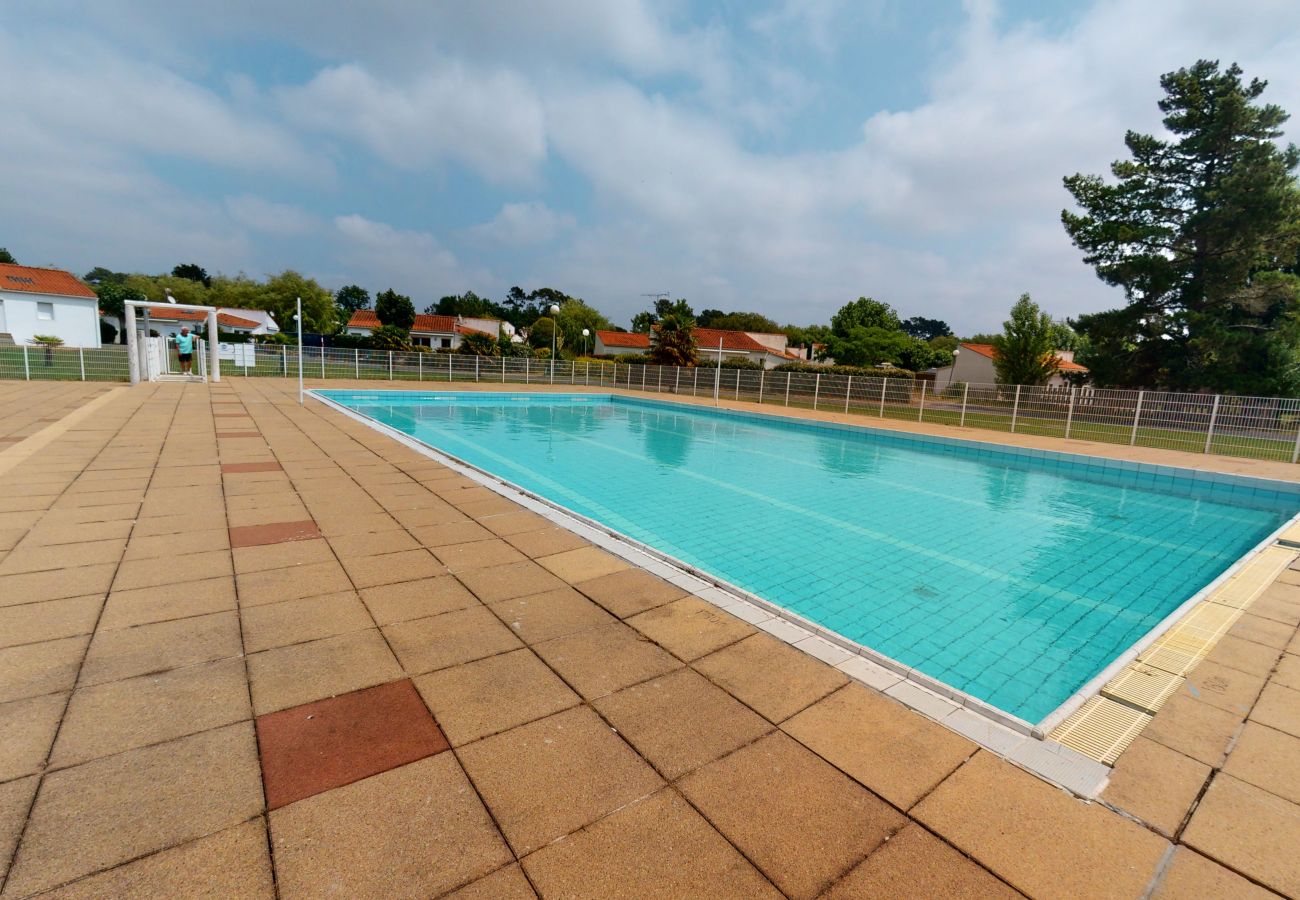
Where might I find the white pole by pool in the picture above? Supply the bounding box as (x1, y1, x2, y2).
(295, 297, 304, 404)
(713, 338, 722, 406)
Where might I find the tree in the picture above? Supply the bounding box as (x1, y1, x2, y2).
(0, 248, 15, 264)
(1062, 60, 1300, 393)
(830, 297, 900, 337)
(375, 289, 416, 331)
(827, 327, 927, 369)
(900, 316, 953, 341)
(83, 266, 127, 286)
(458, 331, 500, 357)
(992, 295, 1060, 385)
(632, 298, 694, 333)
(171, 263, 211, 288)
(92, 282, 145, 344)
(260, 271, 336, 334)
(527, 317, 561, 352)
(368, 324, 411, 351)
(555, 299, 613, 355)
(335, 285, 371, 314)
(697, 310, 780, 332)
(650, 312, 698, 366)
(963, 333, 1001, 344)
(430, 291, 498, 318)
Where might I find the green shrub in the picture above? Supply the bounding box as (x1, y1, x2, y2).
(698, 356, 763, 369)
(773, 361, 915, 378)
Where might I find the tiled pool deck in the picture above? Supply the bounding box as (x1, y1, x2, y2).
(1, 378, 1298, 898)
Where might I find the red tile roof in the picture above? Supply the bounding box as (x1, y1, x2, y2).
(595, 330, 650, 348)
(960, 342, 1088, 373)
(348, 309, 501, 336)
(145, 307, 261, 329)
(0, 263, 96, 299)
(595, 327, 784, 354)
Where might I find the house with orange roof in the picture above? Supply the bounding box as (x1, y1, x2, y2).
(0, 263, 101, 347)
(345, 310, 504, 349)
(933, 342, 1088, 388)
(593, 327, 806, 368)
(137, 306, 267, 339)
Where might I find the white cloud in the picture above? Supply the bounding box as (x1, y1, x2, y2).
(331, 214, 493, 299)
(470, 202, 576, 246)
(224, 196, 319, 236)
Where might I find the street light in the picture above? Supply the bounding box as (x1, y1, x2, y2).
(582, 328, 590, 357)
(949, 347, 960, 386)
(549, 303, 560, 383)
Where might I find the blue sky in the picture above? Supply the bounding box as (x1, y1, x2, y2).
(2, 0, 1297, 333)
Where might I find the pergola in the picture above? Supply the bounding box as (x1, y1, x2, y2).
(123, 299, 222, 385)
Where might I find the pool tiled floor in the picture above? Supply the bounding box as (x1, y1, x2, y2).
(0, 378, 1298, 897)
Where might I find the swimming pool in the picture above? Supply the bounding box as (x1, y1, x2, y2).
(319, 390, 1300, 724)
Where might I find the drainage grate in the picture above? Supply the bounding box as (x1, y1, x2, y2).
(1209, 545, 1296, 609)
(1101, 664, 1183, 713)
(1049, 696, 1152, 765)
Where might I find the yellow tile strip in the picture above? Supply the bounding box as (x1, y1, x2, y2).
(1100, 663, 1183, 713)
(0, 389, 124, 479)
(1204, 544, 1295, 609)
(1049, 696, 1152, 765)
(1277, 521, 1300, 545)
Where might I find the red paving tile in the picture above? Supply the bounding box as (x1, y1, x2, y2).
(221, 462, 284, 474)
(216, 431, 262, 438)
(229, 519, 322, 548)
(0, 436, 22, 443)
(256, 679, 449, 809)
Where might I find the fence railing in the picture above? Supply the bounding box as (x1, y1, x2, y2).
(8, 343, 1300, 464)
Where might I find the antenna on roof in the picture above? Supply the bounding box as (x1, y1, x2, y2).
(641, 293, 670, 302)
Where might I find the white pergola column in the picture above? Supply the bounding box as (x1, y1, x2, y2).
(125, 303, 140, 385)
(208, 309, 220, 383)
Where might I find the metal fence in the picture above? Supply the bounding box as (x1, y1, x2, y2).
(8, 343, 1300, 463)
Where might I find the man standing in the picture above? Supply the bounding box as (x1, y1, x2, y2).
(176, 326, 196, 375)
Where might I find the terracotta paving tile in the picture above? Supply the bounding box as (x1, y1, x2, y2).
(1142, 691, 1245, 766)
(0, 636, 88, 703)
(99, 576, 237, 630)
(523, 788, 778, 899)
(1250, 681, 1300, 738)
(246, 628, 403, 715)
(1182, 773, 1300, 896)
(443, 863, 537, 900)
(678, 731, 904, 899)
(236, 558, 354, 607)
(0, 595, 102, 650)
(231, 537, 335, 574)
(0, 564, 117, 608)
(111, 549, 232, 592)
(78, 611, 243, 686)
(783, 683, 976, 810)
(694, 632, 850, 723)
(50, 658, 251, 769)
(228, 519, 322, 549)
(536, 546, 630, 583)
(575, 567, 690, 619)
(503, 526, 591, 559)
(432, 538, 530, 573)
(913, 751, 1169, 900)
(1222, 721, 1300, 805)
(0, 692, 66, 781)
(340, 548, 445, 588)
(3, 722, 263, 898)
(627, 595, 756, 661)
(1202, 633, 1284, 678)
(383, 605, 523, 675)
(458, 705, 664, 855)
(241, 590, 373, 653)
(123, 527, 230, 561)
(1103, 736, 1210, 837)
(34, 819, 275, 900)
(1151, 847, 1277, 900)
(533, 621, 681, 700)
(0, 775, 38, 885)
(456, 559, 568, 603)
(593, 668, 772, 780)
(489, 586, 616, 644)
(269, 753, 511, 897)
(824, 823, 1022, 899)
(257, 679, 449, 809)
(225, 502, 312, 530)
(414, 648, 579, 747)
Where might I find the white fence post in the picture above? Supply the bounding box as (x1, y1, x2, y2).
(320, 346, 325, 380)
(354, 349, 359, 379)
(476, 356, 481, 382)
(657, 368, 662, 392)
(674, 367, 680, 393)
(389, 351, 393, 380)
(1291, 410, 1300, 464)
(79, 347, 85, 381)
(1010, 385, 1021, 433)
(735, 369, 741, 401)
(1204, 395, 1220, 454)
(449, 352, 453, 383)
(693, 367, 698, 396)
(1130, 390, 1145, 446)
(758, 369, 765, 404)
(844, 375, 852, 413)
(918, 380, 927, 422)
(1064, 386, 1076, 438)
(879, 378, 887, 417)
(282, 346, 287, 378)
(960, 382, 970, 427)
(525, 359, 530, 383)
(23, 344, 29, 381)
(784, 371, 791, 406)
(502, 356, 507, 383)
(813, 373, 821, 410)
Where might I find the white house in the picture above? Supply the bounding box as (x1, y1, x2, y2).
(0, 263, 101, 347)
(140, 306, 264, 338)
(593, 327, 804, 368)
(345, 310, 502, 349)
(931, 342, 1088, 388)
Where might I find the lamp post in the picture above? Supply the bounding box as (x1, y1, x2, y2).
(549, 303, 560, 383)
(949, 347, 959, 386)
(582, 328, 590, 357)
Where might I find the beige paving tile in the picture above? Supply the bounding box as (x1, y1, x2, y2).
(111, 550, 233, 592)
(824, 823, 1022, 899)
(326, 529, 420, 559)
(0, 539, 126, 576)
(1251, 583, 1300, 627)
(1250, 681, 1300, 738)
(489, 587, 616, 644)
(913, 751, 1169, 900)
(231, 537, 335, 575)
(1142, 692, 1244, 766)
(1151, 847, 1277, 900)
(503, 526, 591, 559)
(0, 565, 116, 608)
(627, 596, 756, 661)
(1275, 652, 1300, 691)
(269, 753, 511, 898)
(532, 621, 681, 700)
(1178, 658, 1266, 716)
(523, 788, 778, 899)
(0, 776, 38, 887)
(78, 611, 243, 687)
(782, 683, 975, 810)
(678, 731, 903, 899)
(246, 628, 402, 715)
(1223, 721, 1300, 805)
(443, 864, 537, 900)
(1228, 612, 1296, 650)
(694, 632, 849, 723)
(0, 596, 102, 650)
(122, 528, 230, 562)
(1202, 634, 1284, 678)
(99, 577, 237, 630)
(432, 539, 530, 573)
(593, 668, 772, 780)
(573, 567, 688, 619)
(50, 658, 250, 769)
(0, 636, 88, 704)
(456, 560, 568, 603)
(414, 648, 579, 746)
(131, 513, 211, 538)
(340, 548, 445, 589)
(457, 705, 663, 856)
(1182, 773, 1300, 897)
(0, 692, 66, 782)
(536, 547, 630, 583)
(3, 722, 263, 898)
(406, 520, 496, 549)
(235, 559, 353, 607)
(241, 591, 372, 653)
(358, 575, 479, 626)
(383, 605, 523, 675)
(1102, 737, 1210, 837)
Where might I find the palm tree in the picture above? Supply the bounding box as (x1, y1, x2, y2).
(650, 312, 698, 367)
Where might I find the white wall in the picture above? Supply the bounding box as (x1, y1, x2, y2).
(0, 291, 102, 347)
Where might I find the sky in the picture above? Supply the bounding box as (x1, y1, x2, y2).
(2, 1, 1298, 334)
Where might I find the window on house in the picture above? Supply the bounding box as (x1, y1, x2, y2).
(440, 337, 452, 348)
(412, 336, 430, 347)
(36, 301, 54, 320)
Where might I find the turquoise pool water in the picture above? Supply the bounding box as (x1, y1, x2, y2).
(320, 391, 1300, 723)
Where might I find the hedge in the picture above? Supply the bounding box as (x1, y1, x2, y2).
(772, 362, 916, 378)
